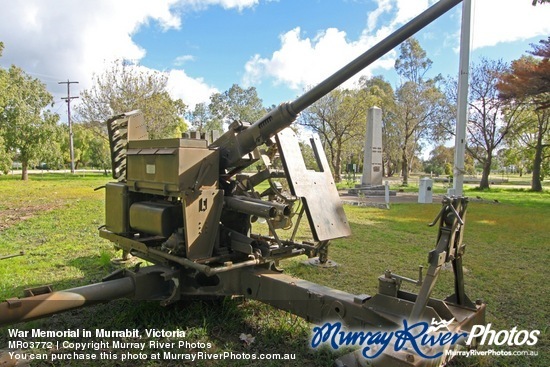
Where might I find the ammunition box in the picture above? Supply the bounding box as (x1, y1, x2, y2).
(126, 138, 219, 195)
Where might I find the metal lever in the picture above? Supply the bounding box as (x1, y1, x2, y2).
(385, 266, 424, 286)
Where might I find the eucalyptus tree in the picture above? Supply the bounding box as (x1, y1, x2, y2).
(467, 58, 521, 189)
(393, 38, 448, 185)
(77, 60, 187, 139)
(504, 102, 549, 191)
(208, 84, 266, 128)
(0, 42, 11, 173)
(300, 88, 369, 182)
(188, 102, 217, 133)
(0, 64, 60, 180)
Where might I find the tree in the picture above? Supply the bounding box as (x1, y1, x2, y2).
(498, 37, 550, 110)
(0, 42, 13, 173)
(79, 125, 111, 174)
(0, 65, 60, 180)
(423, 145, 475, 176)
(507, 106, 549, 191)
(188, 85, 266, 134)
(188, 102, 221, 133)
(532, 0, 549, 5)
(0, 42, 12, 174)
(59, 123, 111, 172)
(77, 60, 187, 139)
(467, 58, 519, 189)
(394, 38, 432, 85)
(39, 123, 64, 169)
(393, 38, 448, 185)
(424, 145, 454, 176)
(0, 134, 10, 174)
(300, 88, 369, 182)
(499, 145, 527, 177)
(498, 39, 550, 191)
(208, 84, 266, 128)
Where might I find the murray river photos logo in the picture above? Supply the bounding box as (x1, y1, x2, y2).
(310, 319, 540, 360)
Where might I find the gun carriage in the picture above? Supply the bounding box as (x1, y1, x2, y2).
(1, 1, 485, 365)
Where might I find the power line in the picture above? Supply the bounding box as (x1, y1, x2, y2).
(59, 79, 79, 174)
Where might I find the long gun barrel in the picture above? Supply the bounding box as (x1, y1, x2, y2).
(0, 267, 172, 327)
(215, 0, 462, 171)
(0, 278, 135, 326)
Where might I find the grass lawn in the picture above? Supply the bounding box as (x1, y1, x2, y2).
(0, 173, 548, 366)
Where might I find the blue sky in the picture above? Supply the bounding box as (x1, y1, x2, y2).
(0, 0, 549, 119)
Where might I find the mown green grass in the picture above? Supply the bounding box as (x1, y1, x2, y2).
(0, 173, 548, 366)
(0, 173, 115, 294)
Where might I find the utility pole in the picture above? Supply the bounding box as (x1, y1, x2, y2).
(59, 80, 79, 174)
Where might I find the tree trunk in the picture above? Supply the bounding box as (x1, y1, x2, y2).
(401, 147, 409, 186)
(21, 161, 29, 181)
(531, 135, 544, 192)
(334, 148, 342, 183)
(479, 156, 492, 189)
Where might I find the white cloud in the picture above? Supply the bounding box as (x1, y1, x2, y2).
(183, 0, 258, 11)
(242, 0, 455, 93)
(242, 0, 440, 92)
(471, 0, 550, 49)
(390, 0, 432, 27)
(174, 55, 196, 66)
(0, 0, 257, 115)
(0, 1, 181, 84)
(243, 27, 396, 92)
(366, 0, 550, 52)
(367, 0, 392, 32)
(242, 0, 550, 93)
(167, 69, 218, 110)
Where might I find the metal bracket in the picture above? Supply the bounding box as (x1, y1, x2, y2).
(384, 266, 424, 286)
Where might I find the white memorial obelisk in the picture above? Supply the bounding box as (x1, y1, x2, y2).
(361, 106, 383, 187)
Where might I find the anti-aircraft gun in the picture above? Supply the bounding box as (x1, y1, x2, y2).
(1, 0, 485, 365)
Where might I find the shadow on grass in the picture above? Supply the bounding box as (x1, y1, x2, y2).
(0, 255, 344, 367)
